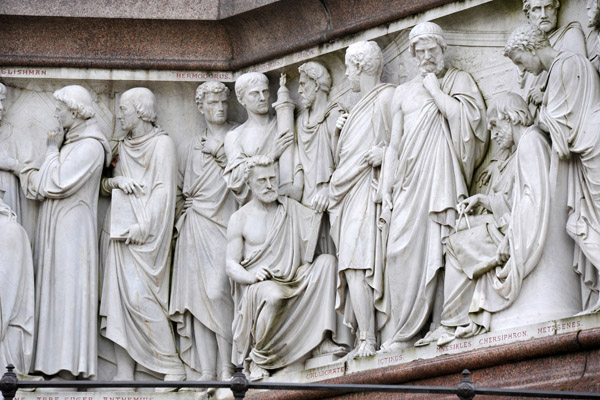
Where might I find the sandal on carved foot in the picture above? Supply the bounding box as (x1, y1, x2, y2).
(415, 326, 449, 347)
(312, 338, 349, 357)
(377, 340, 411, 354)
(436, 332, 456, 346)
(455, 322, 485, 339)
(249, 362, 270, 381)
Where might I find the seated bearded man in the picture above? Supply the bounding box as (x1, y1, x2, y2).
(226, 155, 340, 381)
(419, 92, 551, 346)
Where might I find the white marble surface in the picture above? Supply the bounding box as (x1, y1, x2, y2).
(1, 0, 599, 387)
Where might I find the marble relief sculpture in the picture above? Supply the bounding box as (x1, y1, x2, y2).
(587, 0, 600, 72)
(226, 155, 339, 380)
(169, 81, 237, 383)
(295, 61, 353, 350)
(100, 87, 185, 384)
(19, 85, 111, 379)
(378, 22, 488, 351)
(3, 0, 600, 387)
(520, 0, 586, 110)
(295, 62, 346, 255)
(0, 188, 34, 376)
(0, 83, 24, 222)
(223, 72, 297, 205)
(328, 40, 395, 358)
(506, 24, 600, 314)
(433, 92, 551, 345)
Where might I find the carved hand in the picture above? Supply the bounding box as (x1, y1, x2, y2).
(382, 191, 393, 211)
(311, 186, 329, 213)
(495, 236, 510, 265)
(527, 86, 544, 106)
(457, 194, 483, 214)
(254, 266, 273, 283)
(477, 165, 493, 187)
(124, 223, 148, 245)
(201, 136, 221, 156)
(46, 128, 65, 150)
(335, 113, 349, 132)
(111, 176, 145, 197)
(422, 73, 440, 94)
(271, 130, 294, 160)
(183, 197, 193, 211)
(364, 146, 383, 167)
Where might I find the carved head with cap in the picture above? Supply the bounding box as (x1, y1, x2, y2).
(409, 21, 447, 77)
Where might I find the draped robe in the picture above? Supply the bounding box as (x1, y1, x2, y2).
(442, 127, 551, 332)
(296, 102, 345, 255)
(20, 118, 109, 377)
(231, 198, 337, 370)
(0, 123, 21, 221)
(521, 22, 586, 115)
(100, 127, 184, 375)
(0, 201, 34, 375)
(539, 51, 600, 313)
(328, 83, 395, 330)
(380, 68, 487, 344)
(169, 129, 237, 374)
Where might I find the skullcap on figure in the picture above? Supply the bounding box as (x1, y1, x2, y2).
(409, 21, 444, 40)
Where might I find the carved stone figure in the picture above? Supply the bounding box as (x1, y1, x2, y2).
(430, 92, 551, 345)
(169, 81, 237, 383)
(226, 156, 339, 380)
(0, 188, 34, 376)
(587, 0, 600, 73)
(378, 22, 487, 351)
(506, 24, 600, 314)
(296, 61, 353, 350)
(296, 61, 346, 255)
(328, 40, 395, 358)
(19, 85, 110, 379)
(224, 72, 297, 205)
(0, 83, 23, 222)
(100, 87, 185, 383)
(520, 0, 586, 110)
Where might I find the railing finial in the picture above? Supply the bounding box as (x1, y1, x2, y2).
(231, 364, 249, 400)
(0, 365, 18, 400)
(457, 369, 475, 400)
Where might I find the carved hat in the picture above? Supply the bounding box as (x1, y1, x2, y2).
(409, 21, 444, 41)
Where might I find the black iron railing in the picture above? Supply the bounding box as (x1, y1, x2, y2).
(1, 365, 599, 399)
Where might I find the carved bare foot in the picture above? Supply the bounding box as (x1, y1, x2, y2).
(249, 362, 270, 381)
(353, 339, 376, 358)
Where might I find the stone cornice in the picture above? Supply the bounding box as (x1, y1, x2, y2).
(0, 0, 457, 71)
